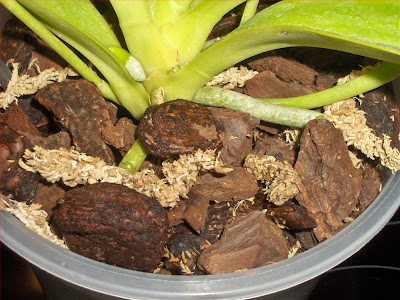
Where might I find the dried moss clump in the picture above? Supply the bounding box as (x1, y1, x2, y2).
(1, 194, 67, 248)
(244, 154, 301, 206)
(20, 146, 231, 208)
(0, 62, 76, 109)
(324, 98, 400, 173)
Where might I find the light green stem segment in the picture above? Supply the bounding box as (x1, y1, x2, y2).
(261, 62, 400, 109)
(193, 87, 323, 128)
(240, 0, 259, 25)
(119, 139, 148, 174)
(1, 0, 118, 103)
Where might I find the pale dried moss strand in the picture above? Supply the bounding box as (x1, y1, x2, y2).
(206, 66, 258, 89)
(20, 146, 230, 208)
(244, 154, 301, 206)
(1, 194, 67, 248)
(324, 98, 400, 173)
(0, 62, 77, 109)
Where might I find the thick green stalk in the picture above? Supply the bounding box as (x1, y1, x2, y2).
(119, 140, 148, 173)
(193, 87, 323, 128)
(161, 0, 246, 64)
(261, 62, 400, 109)
(148, 0, 193, 27)
(240, 0, 259, 25)
(1, 0, 118, 103)
(110, 0, 178, 75)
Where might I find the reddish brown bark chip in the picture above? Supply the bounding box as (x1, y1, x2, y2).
(0, 113, 41, 202)
(197, 211, 288, 274)
(137, 100, 224, 158)
(31, 183, 66, 221)
(253, 134, 296, 166)
(208, 107, 260, 166)
(207, 15, 240, 40)
(244, 71, 317, 99)
(246, 55, 318, 87)
(265, 201, 317, 231)
(102, 117, 136, 155)
(35, 79, 115, 164)
(1, 102, 43, 139)
(52, 183, 168, 272)
(294, 119, 363, 241)
(357, 167, 381, 213)
(1, 17, 66, 76)
(183, 168, 259, 233)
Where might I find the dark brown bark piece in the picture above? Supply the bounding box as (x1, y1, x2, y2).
(35, 79, 115, 164)
(357, 167, 381, 213)
(31, 183, 66, 221)
(358, 84, 400, 147)
(253, 133, 296, 166)
(1, 17, 67, 76)
(165, 233, 208, 275)
(265, 201, 317, 231)
(43, 131, 71, 149)
(294, 231, 318, 250)
(207, 15, 240, 40)
(102, 117, 136, 154)
(191, 168, 259, 203)
(1, 101, 43, 138)
(246, 55, 318, 86)
(197, 211, 288, 274)
(52, 183, 168, 272)
(0, 112, 40, 202)
(1, 18, 35, 73)
(209, 107, 259, 166)
(244, 71, 317, 99)
(137, 100, 224, 158)
(183, 168, 259, 233)
(295, 119, 363, 241)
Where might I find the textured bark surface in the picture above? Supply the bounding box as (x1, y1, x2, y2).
(52, 183, 168, 272)
(359, 84, 400, 148)
(295, 119, 363, 241)
(197, 211, 288, 274)
(183, 168, 259, 233)
(36, 79, 115, 164)
(209, 107, 259, 166)
(137, 100, 223, 158)
(265, 201, 317, 231)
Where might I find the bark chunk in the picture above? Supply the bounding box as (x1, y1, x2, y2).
(36, 79, 115, 164)
(359, 84, 400, 147)
(295, 119, 363, 241)
(244, 71, 316, 99)
(183, 168, 258, 233)
(52, 183, 168, 272)
(197, 211, 288, 274)
(209, 107, 259, 166)
(265, 201, 317, 231)
(137, 100, 223, 158)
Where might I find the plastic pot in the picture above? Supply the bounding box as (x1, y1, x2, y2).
(1, 6, 400, 298)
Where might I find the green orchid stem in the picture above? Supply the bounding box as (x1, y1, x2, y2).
(193, 86, 323, 128)
(261, 61, 400, 109)
(240, 0, 259, 25)
(1, 0, 118, 103)
(119, 139, 148, 173)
